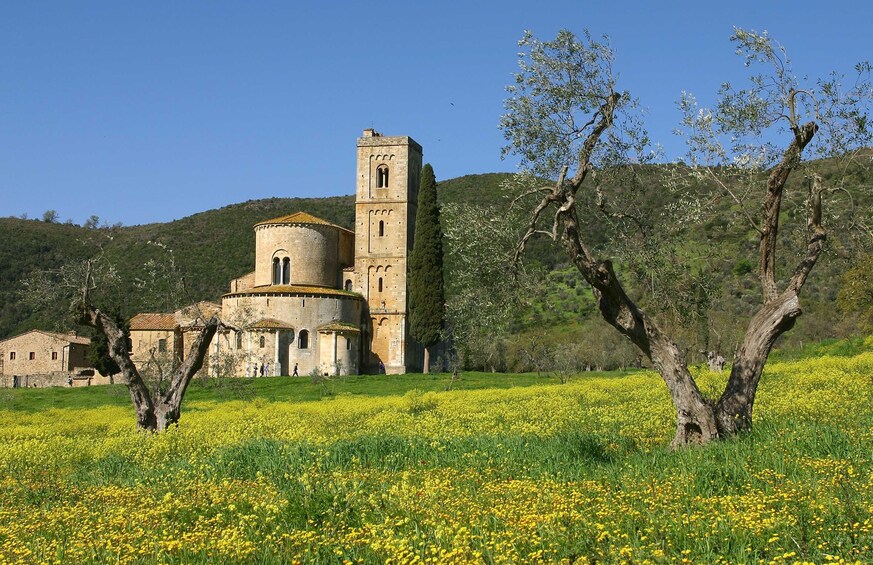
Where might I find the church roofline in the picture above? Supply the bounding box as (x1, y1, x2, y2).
(249, 318, 294, 330)
(317, 321, 361, 334)
(223, 284, 364, 301)
(253, 211, 353, 234)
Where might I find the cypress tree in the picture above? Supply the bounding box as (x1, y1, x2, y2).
(408, 163, 445, 373)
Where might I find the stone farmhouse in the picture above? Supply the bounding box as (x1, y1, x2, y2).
(0, 330, 110, 387)
(129, 130, 424, 377)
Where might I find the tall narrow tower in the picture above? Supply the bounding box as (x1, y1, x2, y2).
(353, 129, 423, 374)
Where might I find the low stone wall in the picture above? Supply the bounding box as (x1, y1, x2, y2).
(0, 369, 114, 388)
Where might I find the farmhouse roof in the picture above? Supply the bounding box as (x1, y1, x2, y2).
(129, 313, 177, 331)
(0, 329, 91, 346)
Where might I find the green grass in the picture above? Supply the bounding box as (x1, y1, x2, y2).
(0, 368, 639, 413)
(0, 339, 870, 563)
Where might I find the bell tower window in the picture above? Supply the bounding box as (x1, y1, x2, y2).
(377, 165, 389, 188)
(272, 258, 281, 285)
(282, 258, 291, 284)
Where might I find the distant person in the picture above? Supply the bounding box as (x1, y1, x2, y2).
(67, 376, 73, 387)
(260, 363, 265, 377)
(293, 363, 299, 377)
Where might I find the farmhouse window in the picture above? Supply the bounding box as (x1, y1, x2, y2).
(9, 352, 15, 360)
(298, 330, 309, 349)
(158, 339, 167, 353)
(52, 352, 58, 360)
(29, 352, 35, 360)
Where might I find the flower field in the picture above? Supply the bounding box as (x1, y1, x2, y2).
(0, 346, 871, 564)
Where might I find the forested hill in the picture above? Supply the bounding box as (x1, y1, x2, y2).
(1, 163, 870, 362)
(1, 175, 520, 338)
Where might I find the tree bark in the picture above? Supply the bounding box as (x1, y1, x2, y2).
(79, 305, 219, 432)
(557, 208, 719, 447)
(715, 291, 801, 434)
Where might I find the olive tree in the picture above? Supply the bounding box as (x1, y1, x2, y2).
(501, 28, 871, 447)
(23, 245, 221, 431)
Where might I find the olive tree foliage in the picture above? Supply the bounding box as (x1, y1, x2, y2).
(500, 28, 872, 447)
(442, 177, 542, 370)
(22, 242, 222, 432)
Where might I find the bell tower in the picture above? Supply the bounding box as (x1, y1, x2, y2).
(352, 129, 423, 374)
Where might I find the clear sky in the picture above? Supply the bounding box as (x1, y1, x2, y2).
(1, 1, 870, 226)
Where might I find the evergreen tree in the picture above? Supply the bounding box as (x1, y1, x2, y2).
(408, 163, 445, 373)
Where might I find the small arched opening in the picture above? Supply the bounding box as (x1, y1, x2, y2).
(282, 258, 291, 285)
(377, 165, 389, 188)
(272, 257, 281, 284)
(298, 330, 309, 349)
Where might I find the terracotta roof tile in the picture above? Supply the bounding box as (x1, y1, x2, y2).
(129, 313, 177, 331)
(253, 211, 352, 233)
(250, 318, 294, 330)
(224, 284, 363, 300)
(317, 321, 361, 333)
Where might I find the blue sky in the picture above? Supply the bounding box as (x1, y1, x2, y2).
(1, 1, 870, 226)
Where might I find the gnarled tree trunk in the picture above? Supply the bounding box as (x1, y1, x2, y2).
(79, 305, 219, 432)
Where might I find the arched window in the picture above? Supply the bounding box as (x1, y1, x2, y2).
(346, 336, 352, 350)
(379, 220, 385, 237)
(259, 335, 265, 348)
(272, 258, 281, 284)
(282, 258, 290, 284)
(377, 165, 389, 188)
(345, 279, 353, 291)
(298, 330, 309, 349)
(378, 277, 383, 292)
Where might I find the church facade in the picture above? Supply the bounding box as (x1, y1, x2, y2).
(130, 129, 423, 377)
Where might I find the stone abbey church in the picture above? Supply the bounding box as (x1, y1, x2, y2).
(129, 130, 424, 377)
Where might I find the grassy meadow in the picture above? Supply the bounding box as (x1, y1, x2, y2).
(0, 340, 871, 564)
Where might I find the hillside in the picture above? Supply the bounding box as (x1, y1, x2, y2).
(2, 162, 871, 368)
